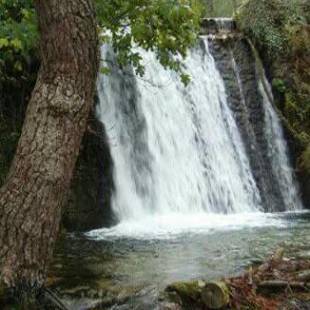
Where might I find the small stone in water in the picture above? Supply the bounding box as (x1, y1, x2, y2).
(297, 270, 310, 282)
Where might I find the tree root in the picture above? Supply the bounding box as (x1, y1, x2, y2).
(0, 283, 69, 310)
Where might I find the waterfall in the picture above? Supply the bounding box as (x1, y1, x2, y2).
(259, 79, 303, 211)
(96, 33, 302, 228)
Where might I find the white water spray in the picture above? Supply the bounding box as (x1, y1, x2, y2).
(97, 38, 261, 223)
(93, 35, 302, 238)
(259, 78, 302, 211)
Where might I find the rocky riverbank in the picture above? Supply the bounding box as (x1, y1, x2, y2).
(161, 248, 310, 309)
(1, 238, 310, 309)
(44, 246, 310, 309)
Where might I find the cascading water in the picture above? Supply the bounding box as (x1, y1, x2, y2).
(92, 20, 302, 237)
(97, 39, 260, 219)
(63, 21, 309, 310)
(259, 79, 303, 211)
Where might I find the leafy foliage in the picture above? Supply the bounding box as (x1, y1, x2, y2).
(0, 0, 38, 82)
(201, 0, 243, 17)
(95, 0, 203, 84)
(0, 0, 39, 185)
(0, 0, 203, 84)
(0, 0, 203, 184)
(236, 0, 309, 58)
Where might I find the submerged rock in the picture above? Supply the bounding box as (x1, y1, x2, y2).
(297, 270, 310, 282)
(279, 299, 310, 310)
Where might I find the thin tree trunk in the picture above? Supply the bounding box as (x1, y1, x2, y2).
(208, 0, 214, 16)
(232, 0, 237, 14)
(0, 0, 99, 292)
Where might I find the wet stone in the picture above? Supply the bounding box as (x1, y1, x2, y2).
(297, 270, 310, 282)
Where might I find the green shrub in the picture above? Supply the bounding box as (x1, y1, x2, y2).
(272, 78, 286, 94)
(236, 0, 308, 58)
(0, 0, 38, 82)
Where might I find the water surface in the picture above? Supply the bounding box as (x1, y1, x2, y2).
(54, 211, 310, 309)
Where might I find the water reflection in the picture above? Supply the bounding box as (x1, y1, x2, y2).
(53, 212, 310, 299)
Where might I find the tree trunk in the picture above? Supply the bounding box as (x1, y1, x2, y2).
(232, 0, 237, 14)
(208, 0, 214, 16)
(0, 0, 99, 292)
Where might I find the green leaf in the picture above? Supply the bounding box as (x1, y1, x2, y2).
(181, 73, 191, 86)
(11, 38, 22, 50)
(100, 66, 111, 75)
(0, 38, 9, 48)
(14, 60, 22, 71)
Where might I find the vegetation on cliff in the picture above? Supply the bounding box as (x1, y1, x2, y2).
(163, 249, 310, 309)
(236, 0, 310, 203)
(202, 0, 242, 17)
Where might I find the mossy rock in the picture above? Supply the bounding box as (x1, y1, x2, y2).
(300, 145, 310, 172)
(165, 280, 205, 305)
(201, 281, 230, 309)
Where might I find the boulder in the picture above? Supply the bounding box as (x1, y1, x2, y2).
(201, 281, 230, 309)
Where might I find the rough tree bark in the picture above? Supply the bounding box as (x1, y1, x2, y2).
(0, 0, 99, 291)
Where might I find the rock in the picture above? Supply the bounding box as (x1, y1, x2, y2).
(63, 297, 107, 310)
(201, 281, 230, 309)
(161, 302, 182, 310)
(279, 298, 310, 310)
(200, 18, 237, 35)
(209, 37, 287, 212)
(258, 280, 306, 294)
(297, 270, 310, 282)
(165, 291, 183, 305)
(258, 262, 270, 273)
(250, 258, 264, 266)
(258, 280, 288, 293)
(165, 280, 204, 303)
(62, 285, 91, 297)
(296, 251, 310, 260)
(272, 248, 285, 263)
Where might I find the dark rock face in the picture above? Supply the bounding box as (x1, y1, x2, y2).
(201, 18, 237, 35)
(281, 124, 309, 208)
(235, 7, 310, 208)
(209, 37, 287, 211)
(63, 103, 115, 232)
(299, 170, 310, 208)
